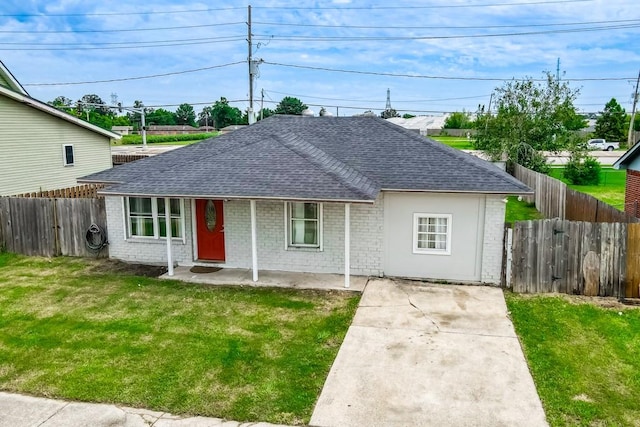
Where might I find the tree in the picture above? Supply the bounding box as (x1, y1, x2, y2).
(402, 113, 416, 119)
(79, 94, 109, 114)
(380, 108, 400, 119)
(49, 96, 73, 112)
(274, 97, 307, 115)
(474, 72, 582, 172)
(175, 103, 196, 126)
(258, 107, 274, 121)
(595, 98, 626, 142)
(198, 106, 213, 127)
(443, 111, 473, 129)
(210, 97, 243, 128)
(146, 108, 177, 126)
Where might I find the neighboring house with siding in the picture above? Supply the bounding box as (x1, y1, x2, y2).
(0, 60, 120, 196)
(80, 115, 531, 285)
(613, 143, 640, 217)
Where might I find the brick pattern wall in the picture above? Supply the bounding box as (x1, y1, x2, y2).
(625, 170, 640, 218)
(481, 195, 506, 284)
(105, 196, 193, 265)
(224, 196, 384, 276)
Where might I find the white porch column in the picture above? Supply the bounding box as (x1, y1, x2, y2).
(344, 203, 351, 288)
(164, 197, 174, 276)
(250, 199, 259, 282)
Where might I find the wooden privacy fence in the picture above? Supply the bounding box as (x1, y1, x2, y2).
(507, 219, 640, 298)
(11, 184, 105, 199)
(112, 153, 149, 166)
(513, 164, 639, 223)
(0, 197, 108, 257)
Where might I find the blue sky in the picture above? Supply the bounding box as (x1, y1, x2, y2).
(1, 0, 638, 117)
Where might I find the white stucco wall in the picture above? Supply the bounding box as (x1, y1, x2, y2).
(383, 192, 504, 284)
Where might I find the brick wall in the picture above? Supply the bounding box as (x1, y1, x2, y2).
(625, 170, 640, 218)
(106, 195, 384, 275)
(224, 196, 384, 276)
(481, 195, 506, 284)
(105, 196, 194, 265)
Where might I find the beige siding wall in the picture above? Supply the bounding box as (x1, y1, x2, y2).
(0, 96, 112, 196)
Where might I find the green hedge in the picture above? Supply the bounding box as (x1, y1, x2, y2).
(121, 132, 218, 145)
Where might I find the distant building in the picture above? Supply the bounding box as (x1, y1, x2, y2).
(386, 115, 448, 136)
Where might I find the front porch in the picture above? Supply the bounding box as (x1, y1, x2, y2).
(160, 266, 368, 292)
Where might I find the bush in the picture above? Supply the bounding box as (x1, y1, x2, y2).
(563, 153, 601, 185)
(120, 132, 218, 145)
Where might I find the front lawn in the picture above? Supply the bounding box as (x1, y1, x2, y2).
(549, 167, 626, 210)
(506, 293, 640, 426)
(0, 253, 359, 425)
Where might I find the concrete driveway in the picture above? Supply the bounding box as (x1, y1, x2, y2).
(310, 279, 548, 427)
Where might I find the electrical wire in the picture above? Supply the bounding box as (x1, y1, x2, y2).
(262, 61, 636, 82)
(0, 22, 245, 34)
(0, 38, 245, 51)
(23, 62, 245, 86)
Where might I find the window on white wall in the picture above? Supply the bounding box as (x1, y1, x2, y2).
(62, 144, 74, 166)
(126, 197, 184, 239)
(286, 202, 322, 248)
(413, 213, 452, 255)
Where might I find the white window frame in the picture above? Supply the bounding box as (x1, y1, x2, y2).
(284, 201, 323, 250)
(124, 197, 185, 242)
(412, 213, 452, 255)
(62, 144, 74, 166)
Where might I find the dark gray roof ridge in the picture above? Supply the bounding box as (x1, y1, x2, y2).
(274, 131, 380, 200)
(377, 119, 531, 192)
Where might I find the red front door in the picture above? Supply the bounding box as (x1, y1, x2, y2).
(196, 199, 225, 261)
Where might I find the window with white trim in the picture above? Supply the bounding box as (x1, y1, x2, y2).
(62, 144, 74, 166)
(286, 202, 322, 248)
(126, 197, 184, 239)
(413, 213, 452, 255)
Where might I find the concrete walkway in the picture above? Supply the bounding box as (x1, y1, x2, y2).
(310, 279, 548, 427)
(0, 392, 291, 427)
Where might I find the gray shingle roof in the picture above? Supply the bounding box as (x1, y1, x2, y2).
(82, 115, 531, 202)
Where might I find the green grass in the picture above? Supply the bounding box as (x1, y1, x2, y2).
(505, 196, 544, 223)
(428, 135, 475, 150)
(549, 167, 626, 210)
(117, 132, 218, 145)
(506, 293, 640, 426)
(0, 253, 359, 425)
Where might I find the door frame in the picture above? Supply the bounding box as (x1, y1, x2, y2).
(191, 199, 227, 263)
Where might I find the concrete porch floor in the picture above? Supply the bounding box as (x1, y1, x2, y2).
(160, 266, 368, 292)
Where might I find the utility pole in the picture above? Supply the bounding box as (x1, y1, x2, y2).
(247, 5, 255, 125)
(628, 69, 640, 147)
(556, 58, 560, 82)
(260, 88, 264, 121)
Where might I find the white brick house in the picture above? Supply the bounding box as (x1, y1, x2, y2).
(82, 116, 531, 286)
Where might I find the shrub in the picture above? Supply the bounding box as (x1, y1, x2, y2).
(563, 153, 601, 185)
(120, 132, 218, 145)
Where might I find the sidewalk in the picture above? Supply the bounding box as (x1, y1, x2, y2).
(0, 392, 291, 427)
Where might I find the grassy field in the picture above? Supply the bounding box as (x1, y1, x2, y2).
(506, 293, 640, 426)
(0, 253, 359, 425)
(549, 167, 626, 210)
(428, 135, 475, 150)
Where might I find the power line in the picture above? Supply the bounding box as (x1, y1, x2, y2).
(263, 61, 635, 82)
(252, 0, 591, 9)
(0, 38, 245, 51)
(1, 35, 244, 47)
(253, 18, 640, 30)
(263, 89, 490, 103)
(253, 23, 640, 42)
(0, 22, 245, 34)
(23, 62, 245, 86)
(0, 7, 245, 17)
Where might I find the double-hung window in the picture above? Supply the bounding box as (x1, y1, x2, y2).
(413, 213, 452, 255)
(126, 197, 184, 239)
(62, 144, 74, 166)
(286, 202, 322, 249)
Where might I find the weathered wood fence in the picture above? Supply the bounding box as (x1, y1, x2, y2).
(0, 197, 108, 257)
(11, 184, 105, 199)
(112, 153, 149, 166)
(513, 164, 639, 223)
(507, 219, 640, 298)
